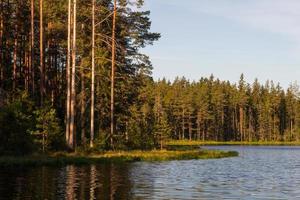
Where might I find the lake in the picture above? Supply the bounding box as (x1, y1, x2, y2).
(1, 146, 300, 199)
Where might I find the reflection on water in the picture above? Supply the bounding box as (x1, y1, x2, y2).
(0, 164, 134, 200)
(1, 146, 300, 199)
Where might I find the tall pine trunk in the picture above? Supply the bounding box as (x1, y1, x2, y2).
(0, 0, 3, 88)
(188, 114, 192, 141)
(30, 0, 35, 94)
(90, 0, 95, 148)
(182, 108, 185, 140)
(66, 0, 72, 146)
(110, 0, 117, 149)
(239, 106, 243, 141)
(39, 0, 44, 105)
(69, 0, 77, 149)
(13, 20, 17, 90)
(81, 68, 85, 145)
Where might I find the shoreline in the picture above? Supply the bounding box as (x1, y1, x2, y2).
(0, 149, 238, 167)
(167, 140, 300, 146)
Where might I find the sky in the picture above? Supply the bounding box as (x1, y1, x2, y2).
(142, 0, 300, 88)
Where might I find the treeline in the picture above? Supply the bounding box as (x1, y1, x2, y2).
(1, 0, 300, 156)
(150, 75, 300, 142)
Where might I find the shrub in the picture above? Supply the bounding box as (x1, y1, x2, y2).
(0, 93, 35, 155)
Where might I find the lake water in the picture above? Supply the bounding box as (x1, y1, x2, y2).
(1, 146, 300, 200)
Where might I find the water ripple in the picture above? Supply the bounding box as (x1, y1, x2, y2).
(1, 146, 300, 199)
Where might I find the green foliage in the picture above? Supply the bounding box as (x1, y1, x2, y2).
(0, 92, 35, 155)
(153, 112, 171, 149)
(143, 76, 300, 144)
(0, 92, 65, 155)
(3, 0, 300, 155)
(0, 0, 160, 152)
(126, 104, 155, 150)
(32, 105, 64, 152)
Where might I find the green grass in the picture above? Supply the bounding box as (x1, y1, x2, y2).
(167, 140, 300, 146)
(0, 149, 238, 167)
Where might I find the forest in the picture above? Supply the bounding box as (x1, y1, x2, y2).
(1, 0, 300, 156)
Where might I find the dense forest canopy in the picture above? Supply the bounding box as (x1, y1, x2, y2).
(153, 75, 300, 143)
(1, 0, 300, 155)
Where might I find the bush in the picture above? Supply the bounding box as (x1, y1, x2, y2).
(32, 105, 65, 152)
(0, 93, 35, 155)
(0, 92, 65, 155)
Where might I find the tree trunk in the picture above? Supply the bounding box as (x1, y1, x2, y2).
(197, 118, 201, 140)
(249, 108, 252, 142)
(182, 108, 185, 139)
(188, 114, 192, 141)
(221, 108, 224, 140)
(202, 121, 205, 141)
(13, 22, 17, 90)
(66, 0, 72, 147)
(25, 50, 29, 91)
(290, 119, 293, 142)
(90, 0, 95, 148)
(160, 134, 163, 150)
(273, 111, 276, 141)
(239, 106, 243, 141)
(69, 0, 77, 149)
(39, 0, 45, 105)
(30, 0, 35, 94)
(46, 24, 51, 101)
(110, 0, 117, 149)
(0, 1, 3, 88)
(234, 106, 240, 140)
(81, 68, 86, 145)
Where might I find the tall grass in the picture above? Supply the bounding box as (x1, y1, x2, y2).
(0, 149, 238, 167)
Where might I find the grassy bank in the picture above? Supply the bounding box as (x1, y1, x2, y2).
(0, 149, 238, 167)
(167, 140, 300, 146)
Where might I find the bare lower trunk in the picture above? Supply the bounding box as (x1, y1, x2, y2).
(13, 23, 17, 90)
(30, 0, 35, 94)
(69, 0, 77, 149)
(239, 106, 243, 141)
(25, 51, 29, 91)
(160, 135, 163, 150)
(290, 120, 293, 142)
(40, 0, 44, 105)
(0, 2, 3, 88)
(189, 114, 192, 141)
(66, 0, 72, 146)
(249, 109, 252, 142)
(202, 121, 205, 141)
(81, 69, 85, 145)
(110, 0, 117, 149)
(90, 0, 95, 148)
(182, 108, 185, 139)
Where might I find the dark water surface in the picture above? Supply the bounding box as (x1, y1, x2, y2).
(1, 146, 300, 200)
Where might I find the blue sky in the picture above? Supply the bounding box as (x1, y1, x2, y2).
(142, 0, 300, 88)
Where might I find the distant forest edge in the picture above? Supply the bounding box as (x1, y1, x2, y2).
(151, 74, 300, 143)
(1, 1, 300, 156)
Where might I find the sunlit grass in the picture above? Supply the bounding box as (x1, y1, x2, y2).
(0, 149, 238, 167)
(92, 150, 238, 161)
